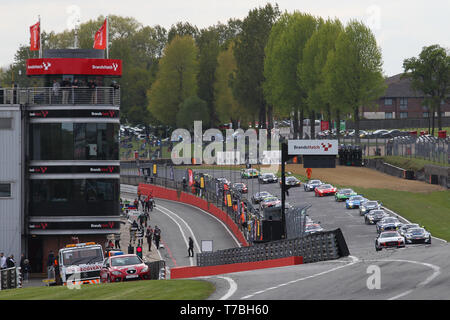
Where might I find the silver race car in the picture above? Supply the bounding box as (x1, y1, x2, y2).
(375, 231, 406, 251)
(403, 227, 432, 245)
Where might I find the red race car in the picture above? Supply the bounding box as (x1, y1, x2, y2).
(100, 253, 151, 283)
(314, 184, 337, 197)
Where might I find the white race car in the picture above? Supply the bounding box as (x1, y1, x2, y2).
(375, 231, 405, 251)
(403, 227, 432, 245)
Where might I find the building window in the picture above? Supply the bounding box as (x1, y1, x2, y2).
(0, 183, 12, 198)
(400, 98, 408, 110)
(423, 112, 429, 118)
(385, 112, 393, 119)
(384, 98, 393, 106)
(30, 123, 119, 161)
(30, 179, 119, 216)
(400, 112, 408, 119)
(0, 118, 12, 129)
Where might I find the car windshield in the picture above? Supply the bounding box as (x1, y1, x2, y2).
(410, 228, 424, 235)
(349, 196, 363, 201)
(287, 177, 296, 181)
(264, 174, 275, 178)
(340, 189, 352, 193)
(381, 232, 398, 238)
(320, 185, 332, 189)
(366, 201, 378, 206)
(111, 256, 142, 267)
(62, 247, 104, 266)
(371, 210, 385, 215)
(310, 180, 321, 184)
(383, 218, 398, 224)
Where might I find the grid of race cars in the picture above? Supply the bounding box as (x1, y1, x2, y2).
(234, 168, 433, 251)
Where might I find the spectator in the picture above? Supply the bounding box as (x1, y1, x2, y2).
(0, 252, 6, 269)
(22, 259, 31, 282)
(146, 226, 153, 251)
(52, 79, 60, 103)
(114, 233, 121, 249)
(6, 255, 15, 268)
(137, 226, 144, 247)
(61, 78, 71, 104)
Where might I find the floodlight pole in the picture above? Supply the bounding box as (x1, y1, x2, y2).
(281, 142, 287, 239)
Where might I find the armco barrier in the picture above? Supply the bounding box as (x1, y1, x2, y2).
(137, 183, 249, 247)
(170, 256, 303, 279)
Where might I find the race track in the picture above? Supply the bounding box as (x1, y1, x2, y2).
(121, 168, 450, 299)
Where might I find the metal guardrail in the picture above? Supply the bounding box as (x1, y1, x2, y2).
(0, 87, 120, 106)
(197, 229, 348, 266)
(0, 267, 22, 290)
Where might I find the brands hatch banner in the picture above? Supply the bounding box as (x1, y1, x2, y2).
(288, 139, 338, 155)
(28, 165, 119, 174)
(26, 58, 122, 76)
(29, 109, 119, 119)
(28, 221, 119, 230)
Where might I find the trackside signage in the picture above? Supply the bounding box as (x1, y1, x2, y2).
(288, 140, 338, 155)
(26, 58, 122, 76)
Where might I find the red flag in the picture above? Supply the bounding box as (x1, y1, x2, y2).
(93, 19, 107, 49)
(30, 22, 40, 51)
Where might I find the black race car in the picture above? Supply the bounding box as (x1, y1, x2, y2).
(365, 209, 389, 225)
(359, 200, 382, 216)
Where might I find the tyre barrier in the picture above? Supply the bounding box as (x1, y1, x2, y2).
(196, 228, 349, 267)
(0, 267, 22, 290)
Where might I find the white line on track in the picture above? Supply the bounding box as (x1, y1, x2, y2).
(155, 205, 198, 266)
(364, 258, 441, 300)
(240, 255, 360, 300)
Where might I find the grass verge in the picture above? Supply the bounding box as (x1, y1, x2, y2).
(0, 279, 215, 300)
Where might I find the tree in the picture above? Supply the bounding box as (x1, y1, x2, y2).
(233, 3, 281, 130)
(299, 18, 343, 139)
(147, 35, 199, 127)
(402, 44, 450, 134)
(264, 11, 319, 139)
(176, 96, 210, 130)
(324, 20, 386, 142)
(214, 43, 249, 127)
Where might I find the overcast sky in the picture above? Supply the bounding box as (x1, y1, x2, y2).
(1, 0, 448, 76)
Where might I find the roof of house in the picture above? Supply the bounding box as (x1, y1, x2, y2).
(383, 73, 423, 98)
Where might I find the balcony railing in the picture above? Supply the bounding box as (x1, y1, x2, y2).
(0, 87, 120, 106)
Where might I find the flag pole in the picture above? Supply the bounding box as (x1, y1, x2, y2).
(106, 16, 109, 59)
(39, 15, 42, 58)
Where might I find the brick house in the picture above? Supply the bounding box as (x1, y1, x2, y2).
(362, 73, 450, 119)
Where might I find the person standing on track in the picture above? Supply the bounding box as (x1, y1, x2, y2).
(154, 225, 161, 249)
(188, 237, 194, 257)
(146, 226, 153, 251)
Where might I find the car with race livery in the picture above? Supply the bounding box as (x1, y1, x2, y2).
(359, 200, 382, 216)
(365, 209, 389, 225)
(57, 242, 104, 286)
(398, 223, 420, 237)
(259, 172, 278, 184)
(315, 184, 337, 197)
(217, 178, 231, 190)
(280, 176, 302, 187)
(376, 217, 403, 233)
(241, 168, 259, 179)
(260, 196, 281, 209)
(251, 191, 273, 204)
(375, 231, 405, 251)
(403, 227, 432, 245)
(304, 223, 324, 235)
(345, 195, 367, 209)
(304, 179, 322, 191)
(100, 253, 151, 283)
(232, 182, 248, 194)
(335, 188, 357, 202)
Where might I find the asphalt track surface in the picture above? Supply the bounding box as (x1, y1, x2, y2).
(122, 169, 450, 300)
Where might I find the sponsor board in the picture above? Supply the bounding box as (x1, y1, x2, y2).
(26, 58, 122, 76)
(288, 140, 338, 155)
